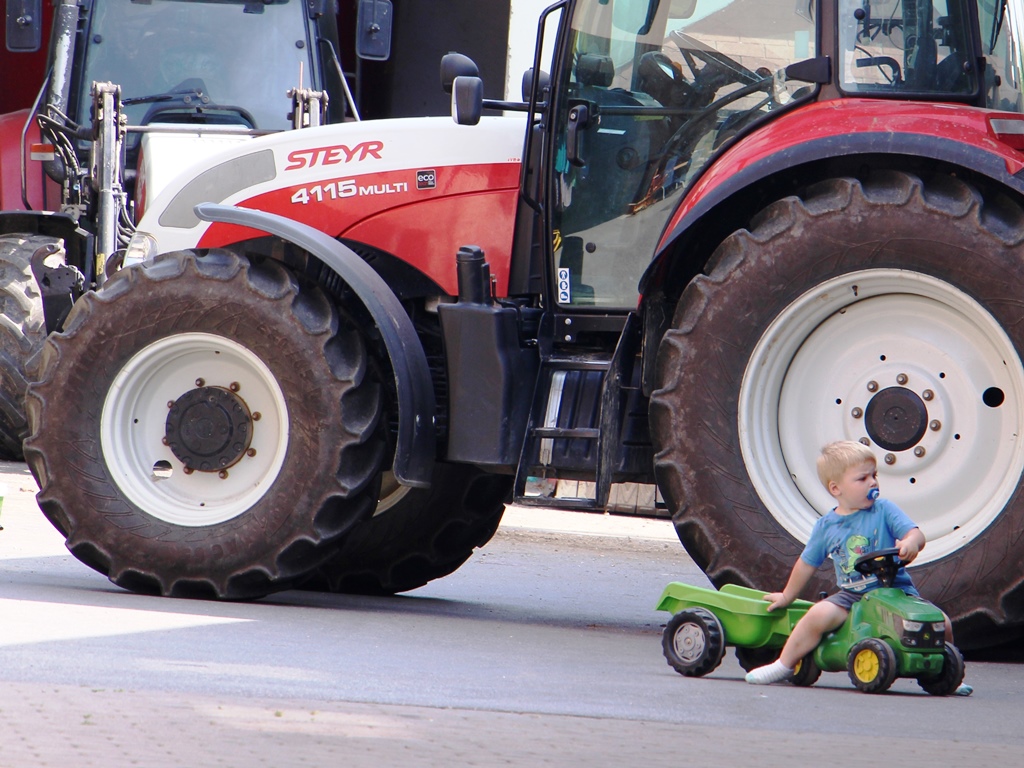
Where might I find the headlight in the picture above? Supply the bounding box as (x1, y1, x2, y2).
(123, 231, 159, 269)
(902, 620, 924, 633)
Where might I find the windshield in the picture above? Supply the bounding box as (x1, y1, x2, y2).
(78, 0, 314, 131)
(981, 0, 1024, 111)
(549, 0, 816, 309)
(837, 0, 980, 95)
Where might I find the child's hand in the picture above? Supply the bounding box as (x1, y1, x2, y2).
(896, 537, 920, 564)
(763, 592, 791, 612)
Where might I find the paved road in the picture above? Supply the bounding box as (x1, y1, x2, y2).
(0, 461, 1021, 767)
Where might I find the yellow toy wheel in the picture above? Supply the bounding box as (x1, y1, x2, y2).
(847, 638, 898, 693)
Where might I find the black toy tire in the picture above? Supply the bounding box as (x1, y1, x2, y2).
(735, 645, 781, 673)
(662, 607, 727, 677)
(918, 642, 966, 696)
(790, 653, 822, 687)
(847, 638, 898, 693)
(24, 250, 385, 598)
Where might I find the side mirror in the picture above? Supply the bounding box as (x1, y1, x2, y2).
(441, 53, 480, 94)
(6, 0, 42, 52)
(356, 0, 392, 61)
(522, 68, 550, 102)
(452, 76, 483, 126)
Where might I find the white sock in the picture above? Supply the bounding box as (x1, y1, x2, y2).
(745, 660, 794, 685)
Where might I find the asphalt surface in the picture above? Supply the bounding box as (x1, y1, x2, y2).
(1, 461, 1021, 767)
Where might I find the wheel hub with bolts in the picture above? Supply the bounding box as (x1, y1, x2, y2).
(100, 331, 290, 527)
(164, 383, 253, 474)
(673, 622, 707, 663)
(862, 385, 928, 453)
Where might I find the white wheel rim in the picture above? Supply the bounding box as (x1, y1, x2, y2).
(739, 269, 1024, 565)
(100, 332, 289, 526)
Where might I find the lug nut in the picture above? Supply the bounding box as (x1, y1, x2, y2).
(930, 420, 942, 431)
(922, 389, 934, 401)
(195, 378, 205, 387)
(218, 470, 229, 479)
(914, 446, 926, 457)
(859, 437, 871, 446)
(246, 448, 257, 457)
(897, 373, 908, 385)
(230, 382, 241, 392)
(867, 381, 879, 393)
(183, 466, 194, 475)
(851, 407, 863, 419)
(252, 412, 262, 421)
(884, 453, 896, 465)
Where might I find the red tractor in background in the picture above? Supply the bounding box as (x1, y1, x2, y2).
(15, 0, 1024, 651)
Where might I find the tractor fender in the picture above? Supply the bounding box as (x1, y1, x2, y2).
(194, 202, 435, 488)
(641, 130, 1024, 297)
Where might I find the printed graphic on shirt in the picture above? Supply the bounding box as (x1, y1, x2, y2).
(830, 533, 875, 591)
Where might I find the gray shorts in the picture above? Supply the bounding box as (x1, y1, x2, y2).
(825, 585, 920, 611)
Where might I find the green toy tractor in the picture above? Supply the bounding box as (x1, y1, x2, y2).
(657, 549, 966, 695)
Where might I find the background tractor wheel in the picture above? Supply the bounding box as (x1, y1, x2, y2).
(24, 250, 385, 599)
(303, 462, 511, 594)
(652, 171, 1024, 650)
(662, 607, 726, 677)
(847, 638, 897, 693)
(918, 642, 966, 696)
(0, 234, 51, 460)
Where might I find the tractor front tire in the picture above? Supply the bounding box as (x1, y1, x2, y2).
(0, 234, 50, 460)
(304, 462, 511, 594)
(24, 250, 385, 599)
(652, 171, 1024, 650)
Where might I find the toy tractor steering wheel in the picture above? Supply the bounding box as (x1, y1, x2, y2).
(853, 548, 902, 589)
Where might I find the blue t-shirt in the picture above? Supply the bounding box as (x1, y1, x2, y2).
(801, 498, 918, 593)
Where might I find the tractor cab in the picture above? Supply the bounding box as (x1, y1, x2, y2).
(532, 0, 1022, 312)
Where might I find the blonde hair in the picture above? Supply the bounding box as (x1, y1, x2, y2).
(816, 440, 876, 489)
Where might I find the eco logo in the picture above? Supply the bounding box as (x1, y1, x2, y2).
(416, 169, 436, 190)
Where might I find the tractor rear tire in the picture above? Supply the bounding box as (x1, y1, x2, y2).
(303, 462, 511, 595)
(651, 171, 1024, 651)
(23, 250, 385, 599)
(0, 234, 50, 460)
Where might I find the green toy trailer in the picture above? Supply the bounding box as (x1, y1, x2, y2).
(657, 549, 966, 695)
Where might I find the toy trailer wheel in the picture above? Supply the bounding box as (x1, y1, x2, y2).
(918, 642, 966, 696)
(662, 607, 726, 677)
(848, 638, 898, 693)
(735, 646, 780, 672)
(790, 653, 822, 687)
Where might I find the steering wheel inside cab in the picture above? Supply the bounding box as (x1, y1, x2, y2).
(636, 52, 698, 109)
